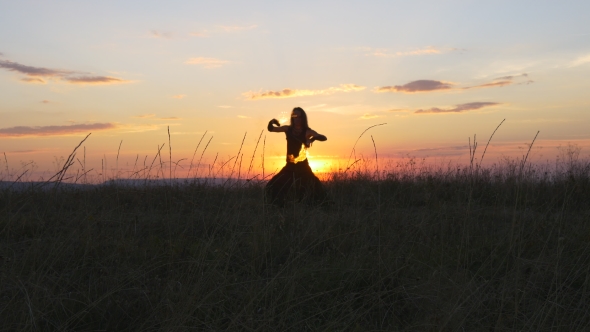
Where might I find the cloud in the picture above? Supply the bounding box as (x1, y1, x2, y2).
(171, 94, 186, 99)
(400, 145, 469, 157)
(415, 102, 501, 114)
(190, 32, 208, 37)
(21, 77, 46, 84)
(6, 149, 45, 154)
(219, 24, 257, 32)
(133, 114, 155, 118)
(359, 113, 380, 119)
(244, 84, 365, 100)
(463, 80, 512, 89)
(0, 59, 129, 85)
(0, 60, 73, 77)
(158, 117, 180, 120)
(375, 80, 454, 93)
(41, 100, 51, 104)
(218, 105, 232, 108)
(569, 54, 590, 67)
(63, 76, 129, 85)
(376, 74, 531, 93)
(371, 47, 442, 57)
(185, 57, 230, 68)
(494, 73, 528, 80)
(365, 46, 466, 58)
(307, 104, 327, 109)
(0, 60, 72, 77)
(116, 124, 161, 133)
(463, 74, 530, 90)
(150, 30, 173, 39)
(0, 123, 117, 137)
(237, 115, 250, 119)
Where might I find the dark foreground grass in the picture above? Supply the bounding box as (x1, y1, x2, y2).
(1, 162, 590, 331)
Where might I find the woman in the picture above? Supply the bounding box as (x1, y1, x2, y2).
(266, 107, 327, 207)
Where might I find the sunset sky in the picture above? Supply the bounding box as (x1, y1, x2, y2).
(1, 1, 589, 179)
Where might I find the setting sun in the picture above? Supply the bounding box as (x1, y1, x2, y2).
(308, 159, 332, 174)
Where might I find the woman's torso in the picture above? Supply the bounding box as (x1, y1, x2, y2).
(285, 127, 308, 163)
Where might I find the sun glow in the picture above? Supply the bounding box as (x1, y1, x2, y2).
(308, 159, 332, 173)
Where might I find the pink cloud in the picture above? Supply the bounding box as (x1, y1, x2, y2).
(0, 123, 117, 137)
(415, 102, 501, 114)
(0, 59, 129, 85)
(376, 74, 531, 93)
(244, 84, 365, 100)
(375, 80, 454, 93)
(64, 76, 129, 85)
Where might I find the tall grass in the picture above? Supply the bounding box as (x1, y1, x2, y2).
(1, 131, 590, 330)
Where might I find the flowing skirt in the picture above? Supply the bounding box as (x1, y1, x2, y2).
(265, 159, 326, 207)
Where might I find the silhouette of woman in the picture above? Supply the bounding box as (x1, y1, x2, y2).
(266, 107, 327, 207)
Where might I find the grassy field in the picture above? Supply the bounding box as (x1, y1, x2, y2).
(1, 150, 590, 331)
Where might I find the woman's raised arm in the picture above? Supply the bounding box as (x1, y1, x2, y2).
(307, 129, 327, 142)
(267, 119, 288, 132)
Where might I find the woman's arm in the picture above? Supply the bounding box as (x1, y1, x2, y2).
(267, 119, 288, 132)
(306, 129, 327, 143)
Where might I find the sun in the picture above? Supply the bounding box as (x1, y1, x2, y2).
(308, 159, 331, 173)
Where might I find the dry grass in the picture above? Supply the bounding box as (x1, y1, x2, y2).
(1, 149, 590, 331)
(2, 125, 590, 330)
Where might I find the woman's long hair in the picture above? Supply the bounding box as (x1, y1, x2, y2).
(290, 107, 309, 130)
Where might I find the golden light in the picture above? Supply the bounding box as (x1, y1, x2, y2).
(308, 159, 332, 174)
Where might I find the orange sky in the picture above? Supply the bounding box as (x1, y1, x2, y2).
(1, 1, 590, 182)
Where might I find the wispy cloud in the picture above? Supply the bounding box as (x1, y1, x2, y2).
(185, 57, 230, 68)
(118, 124, 160, 133)
(218, 105, 232, 108)
(376, 80, 454, 93)
(371, 47, 442, 57)
(5, 149, 46, 154)
(64, 76, 128, 85)
(21, 77, 46, 84)
(462, 73, 532, 89)
(237, 115, 250, 119)
(190, 32, 208, 38)
(41, 100, 51, 104)
(150, 30, 173, 39)
(133, 114, 155, 118)
(171, 94, 186, 99)
(359, 113, 381, 119)
(0, 60, 72, 77)
(569, 54, 590, 67)
(243, 84, 365, 100)
(0, 123, 117, 137)
(400, 145, 468, 157)
(364, 46, 465, 58)
(219, 24, 257, 32)
(464, 80, 512, 89)
(415, 102, 501, 114)
(132, 114, 179, 120)
(494, 73, 528, 80)
(376, 74, 531, 93)
(0, 59, 129, 85)
(188, 24, 256, 37)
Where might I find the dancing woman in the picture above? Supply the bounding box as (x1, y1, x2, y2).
(266, 107, 327, 207)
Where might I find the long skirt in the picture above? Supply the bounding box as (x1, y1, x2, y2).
(265, 159, 326, 207)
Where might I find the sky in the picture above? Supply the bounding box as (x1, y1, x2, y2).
(1, 0, 589, 180)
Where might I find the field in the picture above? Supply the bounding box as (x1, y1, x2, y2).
(1, 143, 590, 331)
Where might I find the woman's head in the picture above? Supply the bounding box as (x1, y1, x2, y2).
(290, 107, 309, 129)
